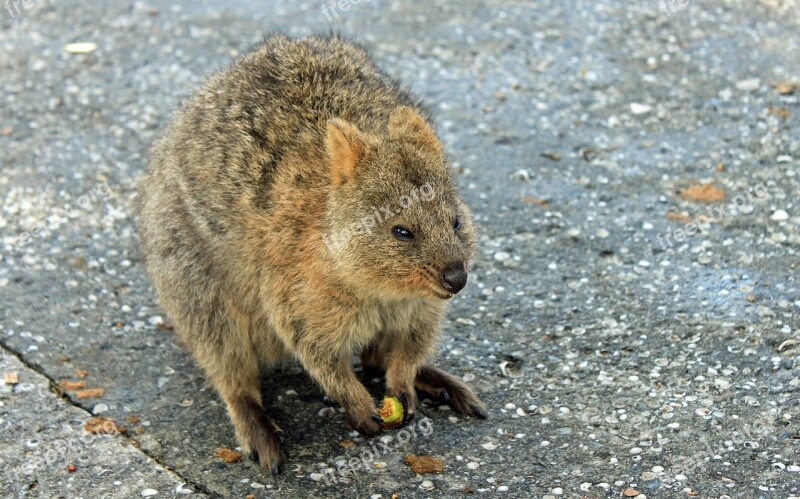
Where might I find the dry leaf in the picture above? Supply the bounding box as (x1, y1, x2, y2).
(667, 211, 693, 223)
(215, 448, 243, 463)
(404, 454, 445, 474)
(716, 162, 725, 172)
(623, 488, 640, 497)
(0, 126, 12, 137)
(127, 415, 140, 424)
(338, 440, 356, 449)
(75, 388, 105, 399)
(84, 417, 124, 434)
(4, 372, 19, 385)
(746, 293, 756, 303)
(680, 183, 726, 202)
(156, 322, 174, 331)
(769, 107, 791, 119)
(58, 380, 87, 391)
(774, 82, 797, 95)
(75, 369, 88, 378)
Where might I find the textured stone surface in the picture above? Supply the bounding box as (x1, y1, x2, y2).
(1, 0, 799, 497)
(0, 351, 194, 497)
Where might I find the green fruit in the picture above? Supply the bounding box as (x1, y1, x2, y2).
(379, 396, 404, 428)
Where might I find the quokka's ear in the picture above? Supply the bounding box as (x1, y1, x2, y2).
(388, 106, 443, 157)
(326, 118, 369, 186)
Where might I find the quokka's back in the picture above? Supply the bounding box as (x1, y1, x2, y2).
(145, 34, 420, 204)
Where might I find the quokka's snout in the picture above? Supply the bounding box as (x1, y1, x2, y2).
(439, 261, 468, 294)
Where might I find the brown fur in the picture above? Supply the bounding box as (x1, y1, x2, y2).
(136, 34, 485, 473)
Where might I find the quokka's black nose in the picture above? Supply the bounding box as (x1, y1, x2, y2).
(440, 262, 468, 294)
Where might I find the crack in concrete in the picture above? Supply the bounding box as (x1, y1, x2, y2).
(0, 338, 219, 498)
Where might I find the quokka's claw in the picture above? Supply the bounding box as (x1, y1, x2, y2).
(470, 403, 488, 419)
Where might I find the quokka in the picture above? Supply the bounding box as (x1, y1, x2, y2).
(137, 34, 486, 473)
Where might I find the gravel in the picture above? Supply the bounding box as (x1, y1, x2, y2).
(1, 0, 799, 497)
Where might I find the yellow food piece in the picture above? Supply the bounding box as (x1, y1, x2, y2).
(379, 396, 404, 428)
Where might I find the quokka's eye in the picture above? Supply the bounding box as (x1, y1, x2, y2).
(392, 225, 415, 241)
(454, 216, 462, 231)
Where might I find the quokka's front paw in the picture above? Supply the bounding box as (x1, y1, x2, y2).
(248, 430, 287, 475)
(231, 398, 287, 474)
(243, 424, 287, 475)
(345, 408, 383, 438)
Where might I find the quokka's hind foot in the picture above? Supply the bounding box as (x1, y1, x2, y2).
(415, 365, 487, 419)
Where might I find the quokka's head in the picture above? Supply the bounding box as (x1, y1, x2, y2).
(323, 106, 476, 301)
